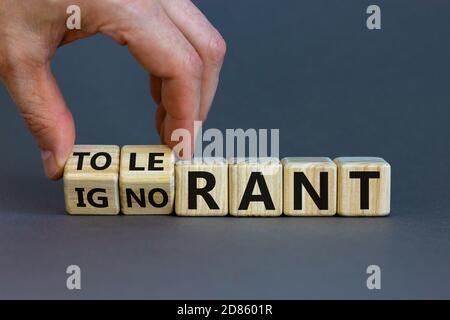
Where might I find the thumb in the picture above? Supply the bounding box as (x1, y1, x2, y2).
(2, 63, 75, 180)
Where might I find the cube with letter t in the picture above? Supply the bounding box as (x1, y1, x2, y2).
(64, 145, 120, 215)
(229, 158, 282, 216)
(119, 145, 175, 214)
(334, 157, 391, 216)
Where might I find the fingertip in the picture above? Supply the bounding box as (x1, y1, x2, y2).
(40, 149, 63, 180)
(40, 139, 73, 181)
(162, 117, 197, 160)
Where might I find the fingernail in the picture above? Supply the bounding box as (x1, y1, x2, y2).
(40, 149, 59, 180)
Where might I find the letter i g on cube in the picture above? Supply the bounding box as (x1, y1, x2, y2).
(64, 145, 120, 215)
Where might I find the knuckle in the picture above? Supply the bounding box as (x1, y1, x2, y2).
(205, 29, 226, 67)
(0, 45, 46, 80)
(17, 90, 62, 141)
(20, 108, 55, 140)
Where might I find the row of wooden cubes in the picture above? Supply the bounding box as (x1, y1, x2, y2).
(64, 145, 391, 216)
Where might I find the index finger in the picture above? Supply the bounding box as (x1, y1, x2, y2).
(101, 2, 202, 156)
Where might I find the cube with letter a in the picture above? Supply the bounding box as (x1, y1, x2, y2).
(229, 157, 282, 216)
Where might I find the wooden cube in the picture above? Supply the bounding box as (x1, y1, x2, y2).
(282, 157, 337, 216)
(175, 158, 228, 216)
(119, 145, 175, 214)
(334, 157, 391, 216)
(229, 158, 282, 216)
(64, 145, 120, 215)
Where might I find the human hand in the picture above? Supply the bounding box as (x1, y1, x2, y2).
(0, 0, 226, 179)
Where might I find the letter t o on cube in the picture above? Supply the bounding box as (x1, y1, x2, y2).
(119, 145, 175, 214)
(64, 145, 120, 215)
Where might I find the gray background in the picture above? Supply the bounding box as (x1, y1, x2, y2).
(0, 0, 449, 299)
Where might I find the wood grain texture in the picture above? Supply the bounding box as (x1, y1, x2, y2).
(282, 157, 337, 216)
(175, 158, 228, 216)
(229, 158, 282, 216)
(64, 145, 120, 215)
(119, 145, 175, 215)
(334, 157, 390, 216)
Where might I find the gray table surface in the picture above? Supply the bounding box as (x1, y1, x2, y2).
(0, 0, 449, 299)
